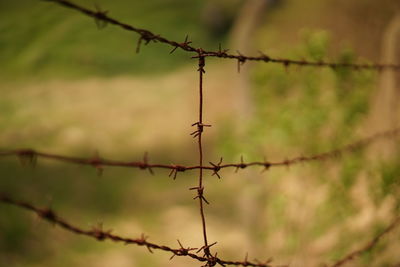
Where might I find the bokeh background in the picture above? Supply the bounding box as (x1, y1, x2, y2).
(1, 0, 400, 266)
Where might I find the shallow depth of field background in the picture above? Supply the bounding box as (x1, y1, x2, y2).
(1, 0, 400, 266)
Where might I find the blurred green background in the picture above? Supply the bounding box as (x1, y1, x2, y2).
(1, 0, 400, 266)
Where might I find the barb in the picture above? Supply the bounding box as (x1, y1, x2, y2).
(140, 152, 154, 175)
(170, 240, 198, 260)
(328, 215, 400, 267)
(168, 165, 187, 180)
(0, 194, 277, 267)
(170, 35, 192, 54)
(43, 0, 400, 71)
(1, 127, 399, 174)
(93, 4, 108, 29)
(235, 156, 247, 173)
(92, 150, 104, 177)
(209, 157, 223, 179)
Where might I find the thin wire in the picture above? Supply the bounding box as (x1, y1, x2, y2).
(1, 127, 399, 175)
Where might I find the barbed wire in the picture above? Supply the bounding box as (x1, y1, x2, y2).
(0, 194, 283, 267)
(328, 215, 400, 267)
(2, 1, 399, 266)
(1, 127, 399, 177)
(2, 194, 399, 267)
(43, 0, 400, 71)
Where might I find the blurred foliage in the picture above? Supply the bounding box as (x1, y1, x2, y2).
(217, 30, 376, 158)
(378, 153, 400, 199)
(216, 29, 400, 264)
(0, 159, 200, 266)
(0, 0, 232, 79)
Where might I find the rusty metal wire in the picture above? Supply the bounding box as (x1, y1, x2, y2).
(42, 0, 400, 71)
(328, 215, 400, 267)
(192, 54, 212, 259)
(1, 127, 399, 176)
(209, 126, 400, 175)
(0, 194, 281, 267)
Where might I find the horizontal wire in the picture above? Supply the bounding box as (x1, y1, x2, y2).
(1, 127, 399, 176)
(328, 215, 400, 267)
(0, 194, 278, 267)
(2, 193, 398, 267)
(43, 0, 400, 71)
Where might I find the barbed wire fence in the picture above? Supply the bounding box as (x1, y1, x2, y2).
(1, 0, 400, 266)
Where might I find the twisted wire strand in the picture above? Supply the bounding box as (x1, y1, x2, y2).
(1, 127, 399, 176)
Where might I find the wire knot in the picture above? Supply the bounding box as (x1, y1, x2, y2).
(170, 240, 197, 260)
(169, 165, 186, 180)
(138, 163, 148, 169)
(89, 151, 103, 176)
(235, 156, 247, 172)
(258, 51, 271, 62)
(38, 208, 56, 222)
(197, 241, 217, 258)
(283, 60, 290, 72)
(170, 35, 192, 54)
(136, 30, 159, 53)
(217, 43, 229, 56)
(91, 223, 112, 241)
(139, 152, 154, 175)
(236, 51, 246, 73)
(263, 162, 271, 172)
(191, 122, 211, 138)
(209, 157, 223, 179)
(137, 233, 148, 245)
(17, 149, 37, 167)
(190, 186, 210, 204)
(93, 4, 108, 29)
(197, 50, 206, 73)
(205, 256, 218, 267)
(136, 233, 153, 253)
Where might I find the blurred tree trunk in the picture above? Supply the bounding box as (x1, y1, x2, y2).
(368, 13, 400, 158)
(229, 0, 272, 121)
(380, 14, 400, 126)
(228, 0, 279, 254)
